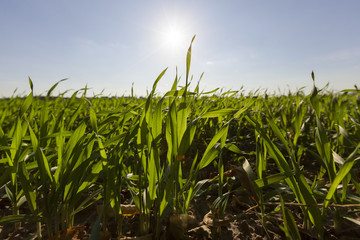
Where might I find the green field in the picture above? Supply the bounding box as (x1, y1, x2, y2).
(1, 41, 360, 240)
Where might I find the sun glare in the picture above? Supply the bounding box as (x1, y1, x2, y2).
(159, 22, 188, 54)
(164, 27, 184, 49)
(149, 17, 193, 58)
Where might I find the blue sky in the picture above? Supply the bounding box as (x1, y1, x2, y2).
(0, 1, 359, 97)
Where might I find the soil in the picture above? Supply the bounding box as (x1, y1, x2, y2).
(1, 184, 360, 240)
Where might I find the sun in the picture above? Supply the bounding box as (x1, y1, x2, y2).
(149, 17, 193, 57)
(160, 23, 188, 53)
(163, 27, 184, 50)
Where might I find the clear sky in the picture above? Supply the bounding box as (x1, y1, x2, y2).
(1, 1, 359, 97)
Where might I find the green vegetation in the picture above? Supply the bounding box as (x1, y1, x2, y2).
(0, 37, 360, 240)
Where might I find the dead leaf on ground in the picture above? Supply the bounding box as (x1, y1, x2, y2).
(97, 204, 139, 217)
(120, 233, 153, 240)
(49, 225, 86, 240)
(203, 211, 234, 227)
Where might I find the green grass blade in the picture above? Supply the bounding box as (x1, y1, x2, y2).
(185, 35, 196, 93)
(198, 124, 229, 169)
(201, 109, 237, 118)
(281, 196, 301, 240)
(18, 162, 37, 213)
(254, 173, 288, 188)
(19, 92, 33, 117)
(89, 106, 98, 133)
(46, 78, 67, 97)
(324, 145, 360, 208)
